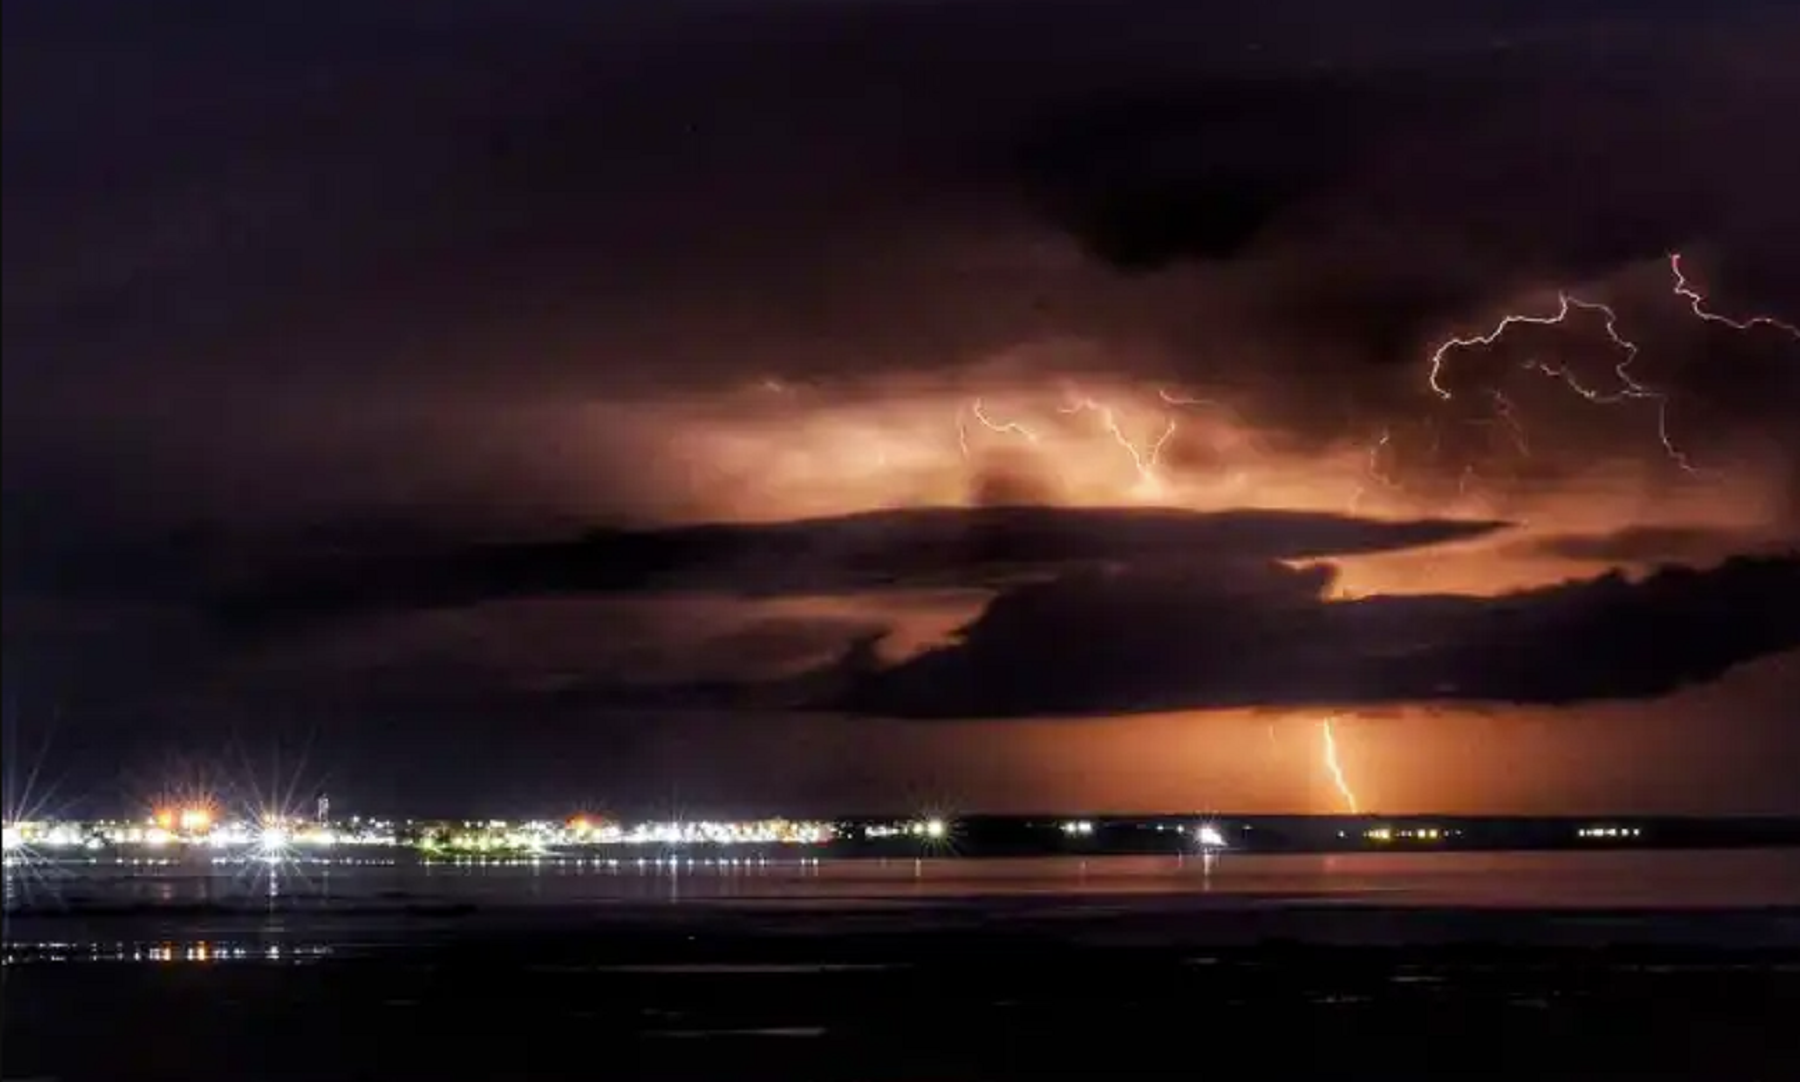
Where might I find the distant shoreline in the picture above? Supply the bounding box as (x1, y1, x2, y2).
(11, 812, 1800, 860)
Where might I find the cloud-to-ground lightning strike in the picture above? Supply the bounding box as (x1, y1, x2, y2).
(1321, 717, 1359, 815)
(1669, 253, 1800, 339)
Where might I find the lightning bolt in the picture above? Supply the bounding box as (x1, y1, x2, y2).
(968, 398, 1041, 443)
(1320, 717, 1359, 815)
(1156, 388, 1219, 408)
(1419, 256, 1800, 490)
(1487, 390, 1530, 457)
(1669, 252, 1800, 338)
(1427, 291, 1593, 401)
(1513, 295, 1700, 473)
(1428, 291, 1700, 473)
(957, 388, 1206, 497)
(1348, 428, 1403, 513)
(1057, 392, 1178, 494)
(947, 254, 1798, 509)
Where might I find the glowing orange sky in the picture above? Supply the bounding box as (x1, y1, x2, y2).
(7, 1, 1798, 817)
(553, 356, 1788, 584)
(498, 317, 1795, 814)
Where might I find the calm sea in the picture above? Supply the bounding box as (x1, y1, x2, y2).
(7, 850, 1800, 1080)
(9, 848, 1800, 915)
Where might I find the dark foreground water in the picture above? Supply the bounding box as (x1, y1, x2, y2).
(5, 850, 1800, 1080)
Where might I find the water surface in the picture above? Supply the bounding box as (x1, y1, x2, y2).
(11, 848, 1800, 909)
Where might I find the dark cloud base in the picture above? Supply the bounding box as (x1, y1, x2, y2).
(1520, 526, 1791, 566)
(819, 552, 1800, 718)
(210, 506, 1503, 628)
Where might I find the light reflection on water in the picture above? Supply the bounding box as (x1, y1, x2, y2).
(4, 940, 331, 964)
(7, 849, 1800, 910)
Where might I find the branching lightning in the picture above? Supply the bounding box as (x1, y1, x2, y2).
(1427, 290, 1703, 474)
(1416, 254, 1799, 493)
(1057, 393, 1178, 494)
(1320, 716, 1359, 815)
(968, 398, 1041, 444)
(947, 254, 1793, 513)
(1156, 388, 1219, 408)
(1426, 291, 1593, 402)
(1487, 390, 1530, 457)
(1348, 428, 1403, 513)
(1669, 252, 1800, 339)
(957, 387, 1210, 497)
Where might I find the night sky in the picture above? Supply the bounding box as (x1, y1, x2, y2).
(6, 1, 1799, 817)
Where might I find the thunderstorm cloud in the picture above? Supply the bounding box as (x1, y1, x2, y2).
(6, 0, 1800, 810)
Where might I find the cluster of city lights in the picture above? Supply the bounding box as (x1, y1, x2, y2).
(391, 815, 965, 854)
(3, 942, 332, 965)
(861, 818, 948, 840)
(419, 817, 841, 854)
(573, 817, 835, 846)
(2, 811, 396, 858)
(6, 813, 1260, 862)
(1363, 826, 1455, 843)
(6, 814, 962, 859)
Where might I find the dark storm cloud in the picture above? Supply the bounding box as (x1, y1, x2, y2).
(1012, 33, 1800, 451)
(9, 0, 1800, 536)
(2, 504, 1496, 777)
(8, 0, 1800, 811)
(207, 507, 1501, 628)
(1521, 526, 1788, 566)
(823, 552, 1800, 718)
(1007, 63, 1541, 275)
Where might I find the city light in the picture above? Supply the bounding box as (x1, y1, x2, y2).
(414, 817, 839, 855)
(1362, 825, 1455, 843)
(1578, 825, 1642, 839)
(0, 812, 1685, 870)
